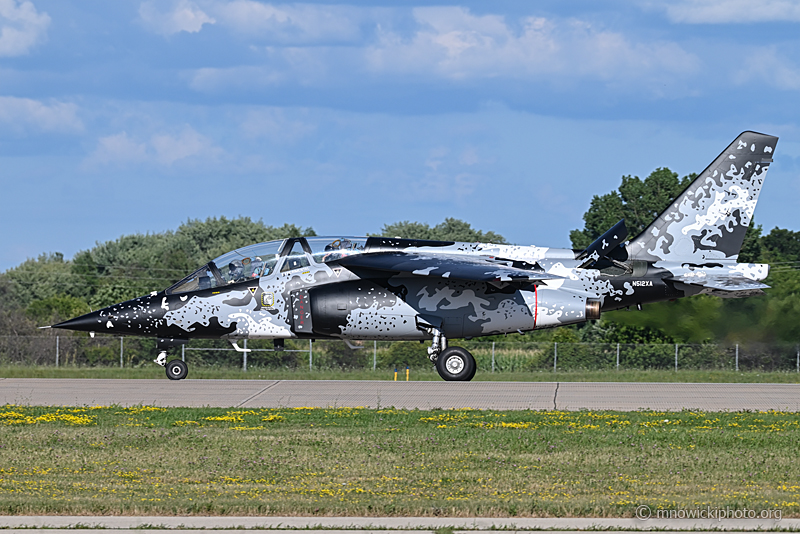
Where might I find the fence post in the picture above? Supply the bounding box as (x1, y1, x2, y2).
(616, 343, 620, 371)
(373, 340, 377, 371)
(120, 337, 124, 368)
(56, 336, 59, 368)
(182, 344, 185, 362)
(796, 344, 799, 373)
(243, 339, 247, 372)
(735, 343, 739, 371)
(492, 342, 495, 373)
(675, 343, 678, 372)
(554, 342, 558, 372)
(309, 339, 313, 371)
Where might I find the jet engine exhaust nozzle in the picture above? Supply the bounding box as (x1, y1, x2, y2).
(586, 299, 601, 321)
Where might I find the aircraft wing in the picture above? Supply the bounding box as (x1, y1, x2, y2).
(336, 252, 564, 284)
(667, 275, 770, 298)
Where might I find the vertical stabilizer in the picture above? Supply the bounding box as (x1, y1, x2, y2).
(627, 131, 778, 263)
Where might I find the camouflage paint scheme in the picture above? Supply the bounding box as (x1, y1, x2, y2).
(54, 132, 778, 368)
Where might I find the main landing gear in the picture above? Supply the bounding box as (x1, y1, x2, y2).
(425, 325, 476, 382)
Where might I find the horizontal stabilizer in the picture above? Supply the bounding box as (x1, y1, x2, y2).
(336, 252, 564, 284)
(577, 219, 628, 268)
(667, 274, 769, 298)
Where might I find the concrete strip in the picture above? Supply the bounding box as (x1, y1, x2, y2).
(0, 378, 277, 408)
(556, 382, 800, 411)
(1, 378, 800, 411)
(240, 381, 557, 410)
(0, 516, 795, 530)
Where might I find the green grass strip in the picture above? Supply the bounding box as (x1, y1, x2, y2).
(1, 404, 799, 517)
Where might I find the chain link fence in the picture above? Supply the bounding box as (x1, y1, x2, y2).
(1, 335, 799, 372)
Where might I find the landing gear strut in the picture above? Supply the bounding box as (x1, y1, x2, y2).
(422, 322, 476, 382)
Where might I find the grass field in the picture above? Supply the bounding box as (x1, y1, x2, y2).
(1, 364, 800, 383)
(1, 404, 798, 517)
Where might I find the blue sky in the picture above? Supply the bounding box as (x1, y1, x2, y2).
(2, 0, 800, 272)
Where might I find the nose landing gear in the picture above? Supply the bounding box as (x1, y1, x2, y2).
(166, 359, 189, 381)
(155, 338, 189, 380)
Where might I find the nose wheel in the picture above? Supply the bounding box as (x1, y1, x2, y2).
(154, 338, 189, 380)
(166, 359, 188, 380)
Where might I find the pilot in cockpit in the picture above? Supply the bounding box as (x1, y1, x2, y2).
(248, 257, 263, 278)
(228, 260, 244, 283)
(322, 239, 351, 262)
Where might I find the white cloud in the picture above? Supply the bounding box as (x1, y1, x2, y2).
(185, 7, 698, 96)
(87, 126, 221, 167)
(365, 8, 699, 86)
(89, 132, 148, 165)
(0, 0, 49, 56)
(209, 1, 363, 44)
(189, 65, 287, 92)
(139, 0, 215, 36)
(735, 48, 800, 90)
(140, 0, 363, 42)
(240, 107, 316, 142)
(187, 45, 347, 91)
(0, 96, 82, 132)
(151, 126, 218, 165)
(657, 0, 800, 24)
(409, 171, 479, 205)
(425, 147, 448, 172)
(459, 147, 480, 166)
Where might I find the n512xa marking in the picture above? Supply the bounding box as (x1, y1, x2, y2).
(53, 131, 777, 382)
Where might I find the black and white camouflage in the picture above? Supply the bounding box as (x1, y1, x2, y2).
(53, 131, 778, 381)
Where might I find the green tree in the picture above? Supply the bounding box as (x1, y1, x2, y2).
(0, 253, 74, 311)
(26, 295, 90, 325)
(570, 168, 694, 249)
(762, 228, 800, 260)
(379, 218, 506, 243)
(738, 221, 763, 263)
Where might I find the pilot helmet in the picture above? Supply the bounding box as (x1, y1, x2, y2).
(228, 260, 244, 280)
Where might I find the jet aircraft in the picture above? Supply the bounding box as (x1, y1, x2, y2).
(53, 131, 777, 381)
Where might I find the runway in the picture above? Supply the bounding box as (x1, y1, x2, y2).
(1, 378, 799, 410)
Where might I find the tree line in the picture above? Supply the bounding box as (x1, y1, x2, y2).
(2, 168, 799, 346)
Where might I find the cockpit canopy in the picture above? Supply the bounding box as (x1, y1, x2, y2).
(166, 237, 368, 294)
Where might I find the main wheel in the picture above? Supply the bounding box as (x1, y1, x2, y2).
(166, 359, 188, 381)
(435, 346, 476, 382)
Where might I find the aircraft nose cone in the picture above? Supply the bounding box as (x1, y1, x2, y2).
(52, 310, 106, 332)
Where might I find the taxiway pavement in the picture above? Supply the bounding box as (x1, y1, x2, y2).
(1, 378, 798, 410)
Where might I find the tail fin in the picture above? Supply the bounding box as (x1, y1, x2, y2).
(627, 131, 778, 263)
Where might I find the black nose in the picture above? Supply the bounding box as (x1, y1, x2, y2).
(52, 310, 105, 333)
